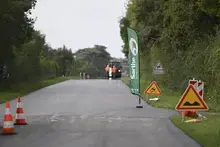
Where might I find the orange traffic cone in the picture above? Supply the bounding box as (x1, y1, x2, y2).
(1, 101, 16, 135)
(14, 96, 28, 125)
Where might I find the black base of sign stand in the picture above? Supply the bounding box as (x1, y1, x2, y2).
(136, 105, 143, 108)
(136, 97, 143, 108)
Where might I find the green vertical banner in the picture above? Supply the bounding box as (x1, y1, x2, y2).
(127, 27, 140, 95)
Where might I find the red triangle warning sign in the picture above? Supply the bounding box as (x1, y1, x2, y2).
(144, 81, 161, 96)
(175, 84, 208, 111)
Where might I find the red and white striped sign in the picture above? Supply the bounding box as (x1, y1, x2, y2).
(188, 78, 204, 99)
(198, 81, 204, 99)
(189, 78, 198, 91)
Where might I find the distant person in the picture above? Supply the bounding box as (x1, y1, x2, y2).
(112, 65, 117, 79)
(108, 64, 114, 79)
(85, 73, 87, 79)
(83, 72, 85, 79)
(109, 65, 113, 79)
(105, 64, 110, 79)
(80, 72, 82, 79)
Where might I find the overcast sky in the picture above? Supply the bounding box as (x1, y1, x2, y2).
(31, 0, 127, 58)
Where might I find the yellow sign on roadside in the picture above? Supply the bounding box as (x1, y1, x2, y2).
(175, 85, 208, 111)
(144, 81, 161, 96)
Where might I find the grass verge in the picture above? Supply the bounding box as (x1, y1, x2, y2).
(121, 76, 217, 111)
(0, 76, 78, 103)
(170, 114, 220, 147)
(121, 76, 220, 146)
(121, 76, 181, 110)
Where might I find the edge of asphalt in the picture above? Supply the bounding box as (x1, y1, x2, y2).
(120, 78, 203, 147)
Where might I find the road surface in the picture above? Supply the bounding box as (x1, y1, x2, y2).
(0, 79, 200, 147)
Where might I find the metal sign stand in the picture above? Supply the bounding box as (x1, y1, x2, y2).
(136, 95, 143, 108)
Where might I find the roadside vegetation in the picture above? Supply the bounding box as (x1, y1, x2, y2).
(0, 0, 113, 102)
(119, 1, 220, 146)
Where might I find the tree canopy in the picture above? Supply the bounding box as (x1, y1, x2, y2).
(119, 0, 220, 104)
(74, 45, 112, 77)
(0, 0, 37, 65)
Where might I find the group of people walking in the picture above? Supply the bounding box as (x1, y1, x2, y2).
(79, 63, 118, 79)
(105, 64, 117, 79)
(80, 72, 90, 79)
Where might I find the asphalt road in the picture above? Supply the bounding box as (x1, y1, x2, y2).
(0, 79, 201, 147)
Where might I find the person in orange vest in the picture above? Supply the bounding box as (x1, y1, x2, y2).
(105, 64, 110, 79)
(112, 65, 117, 79)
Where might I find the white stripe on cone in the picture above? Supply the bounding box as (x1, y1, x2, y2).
(5, 108, 11, 115)
(15, 101, 26, 119)
(17, 102, 23, 108)
(3, 121, 14, 128)
(16, 113, 25, 119)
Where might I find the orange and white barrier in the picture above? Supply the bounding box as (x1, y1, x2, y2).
(1, 101, 16, 135)
(14, 97, 27, 125)
(198, 80, 204, 99)
(189, 78, 198, 91)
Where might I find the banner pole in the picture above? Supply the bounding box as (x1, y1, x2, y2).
(136, 29, 143, 108)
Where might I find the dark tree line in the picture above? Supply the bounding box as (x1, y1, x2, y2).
(0, 0, 112, 90)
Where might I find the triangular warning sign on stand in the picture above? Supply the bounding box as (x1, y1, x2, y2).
(144, 81, 161, 96)
(175, 85, 209, 111)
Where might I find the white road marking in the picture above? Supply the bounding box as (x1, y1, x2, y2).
(69, 117, 75, 124)
(79, 115, 88, 119)
(50, 114, 59, 122)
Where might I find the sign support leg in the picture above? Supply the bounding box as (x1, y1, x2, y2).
(181, 112, 184, 122)
(147, 95, 149, 102)
(136, 96, 143, 108)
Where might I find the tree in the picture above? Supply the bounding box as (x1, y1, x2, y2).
(55, 45, 73, 76)
(119, 17, 130, 57)
(0, 0, 37, 65)
(74, 45, 112, 77)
